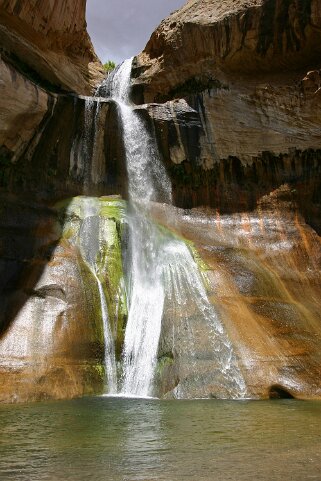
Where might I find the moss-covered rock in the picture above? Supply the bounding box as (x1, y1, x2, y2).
(55, 195, 128, 365)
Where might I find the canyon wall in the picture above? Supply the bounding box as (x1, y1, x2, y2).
(0, 0, 104, 168)
(0, 0, 103, 94)
(133, 0, 321, 231)
(134, 0, 321, 101)
(132, 0, 321, 399)
(0, 0, 109, 401)
(0, 0, 321, 401)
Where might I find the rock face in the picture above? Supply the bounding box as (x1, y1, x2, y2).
(0, 89, 130, 401)
(130, 0, 321, 399)
(131, 0, 321, 236)
(0, 0, 103, 94)
(0, 195, 127, 402)
(152, 187, 321, 399)
(0, 0, 105, 170)
(134, 0, 321, 102)
(142, 94, 321, 234)
(0, 0, 112, 402)
(0, 58, 48, 164)
(1, 96, 127, 199)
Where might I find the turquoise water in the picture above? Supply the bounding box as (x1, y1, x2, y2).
(0, 397, 320, 481)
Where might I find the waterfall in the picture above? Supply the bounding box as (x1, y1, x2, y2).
(97, 59, 247, 398)
(96, 276, 118, 393)
(78, 198, 117, 394)
(102, 60, 171, 396)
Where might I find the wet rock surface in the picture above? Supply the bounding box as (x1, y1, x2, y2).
(151, 186, 321, 400)
(0, 0, 121, 402)
(1, 93, 127, 201)
(0, 195, 126, 402)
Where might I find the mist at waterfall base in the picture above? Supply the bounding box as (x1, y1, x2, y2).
(79, 58, 247, 399)
(1, 397, 321, 481)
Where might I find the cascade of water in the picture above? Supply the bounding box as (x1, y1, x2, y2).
(78, 198, 117, 393)
(97, 58, 247, 398)
(96, 276, 118, 392)
(162, 239, 247, 398)
(103, 60, 170, 396)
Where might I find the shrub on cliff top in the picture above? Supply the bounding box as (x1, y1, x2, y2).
(103, 60, 116, 73)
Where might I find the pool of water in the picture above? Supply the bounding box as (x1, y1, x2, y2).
(0, 397, 320, 481)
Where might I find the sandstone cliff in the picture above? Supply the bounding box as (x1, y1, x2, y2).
(0, 0, 105, 177)
(134, 0, 321, 101)
(0, 0, 104, 94)
(0, 0, 108, 401)
(130, 0, 321, 399)
(132, 0, 321, 234)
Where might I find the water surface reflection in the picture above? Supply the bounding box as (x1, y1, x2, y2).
(0, 397, 320, 480)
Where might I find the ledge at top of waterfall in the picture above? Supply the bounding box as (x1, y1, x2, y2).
(97, 58, 172, 207)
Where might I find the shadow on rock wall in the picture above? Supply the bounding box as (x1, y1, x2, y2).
(0, 92, 129, 402)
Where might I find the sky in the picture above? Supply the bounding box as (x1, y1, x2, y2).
(86, 0, 185, 65)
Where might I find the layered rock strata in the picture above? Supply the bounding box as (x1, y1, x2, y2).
(134, 0, 321, 102)
(132, 0, 321, 233)
(152, 186, 321, 399)
(0, 0, 104, 170)
(141, 92, 321, 234)
(0, 0, 103, 94)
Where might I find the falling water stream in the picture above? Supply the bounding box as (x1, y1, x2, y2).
(94, 59, 247, 398)
(78, 198, 117, 393)
(102, 59, 173, 397)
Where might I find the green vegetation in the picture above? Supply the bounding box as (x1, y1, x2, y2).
(156, 354, 174, 376)
(103, 60, 116, 73)
(54, 195, 128, 361)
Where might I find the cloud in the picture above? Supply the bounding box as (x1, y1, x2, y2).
(86, 0, 185, 64)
